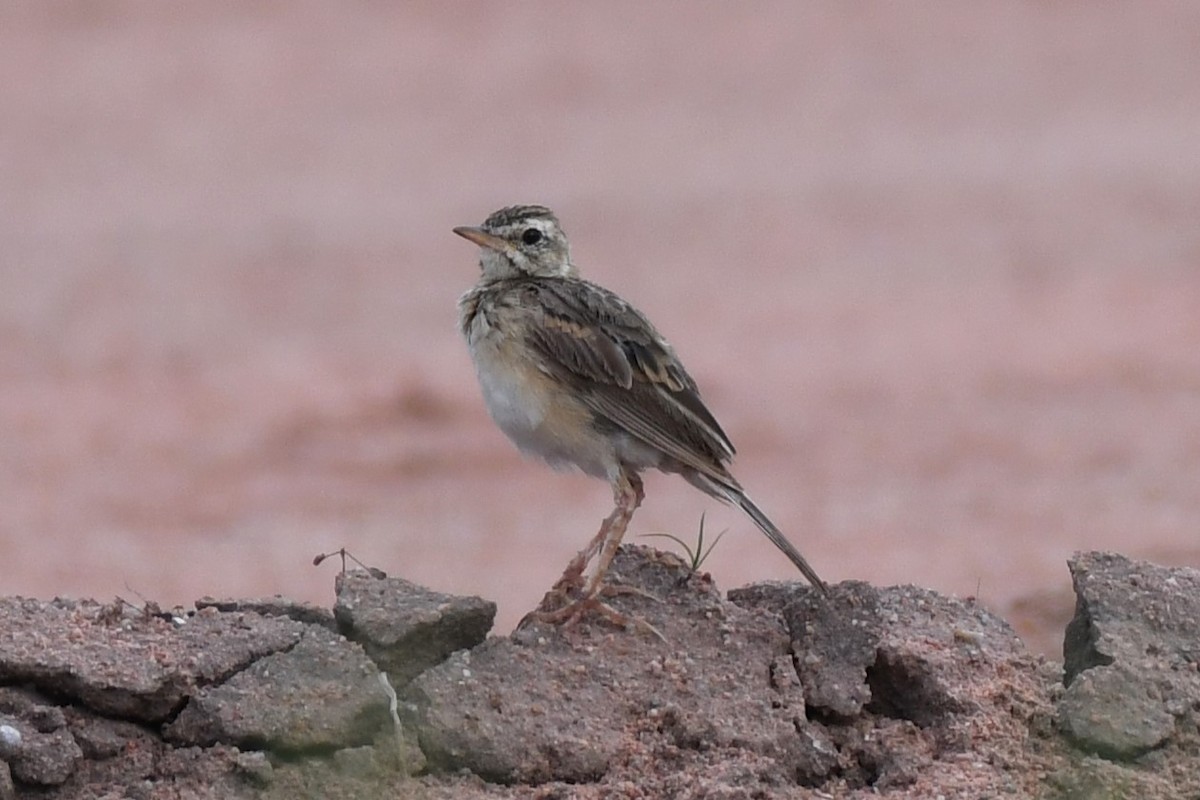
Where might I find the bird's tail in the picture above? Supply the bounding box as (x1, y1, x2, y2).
(685, 471, 828, 593)
(731, 489, 828, 594)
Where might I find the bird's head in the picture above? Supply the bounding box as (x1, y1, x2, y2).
(454, 205, 576, 281)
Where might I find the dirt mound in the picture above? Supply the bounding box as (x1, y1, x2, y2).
(0, 549, 1196, 799)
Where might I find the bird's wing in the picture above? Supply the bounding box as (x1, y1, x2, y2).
(518, 278, 737, 478)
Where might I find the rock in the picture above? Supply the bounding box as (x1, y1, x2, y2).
(164, 625, 389, 752)
(234, 749, 274, 786)
(408, 546, 1058, 796)
(196, 596, 338, 631)
(1063, 551, 1200, 681)
(151, 745, 258, 799)
(4, 726, 82, 786)
(1058, 551, 1200, 762)
(0, 722, 20, 757)
(3, 547, 1200, 798)
(733, 578, 1051, 793)
(1057, 663, 1175, 759)
(333, 745, 381, 778)
(65, 711, 147, 760)
(407, 547, 801, 786)
(733, 580, 877, 718)
(334, 569, 496, 686)
(0, 693, 83, 786)
(0, 598, 306, 722)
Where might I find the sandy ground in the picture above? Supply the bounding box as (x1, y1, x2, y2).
(3, 2, 1199, 656)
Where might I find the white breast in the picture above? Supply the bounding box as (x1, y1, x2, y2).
(473, 342, 547, 440)
(462, 300, 621, 479)
(465, 308, 553, 454)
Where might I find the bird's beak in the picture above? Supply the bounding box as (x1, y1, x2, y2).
(453, 226, 510, 253)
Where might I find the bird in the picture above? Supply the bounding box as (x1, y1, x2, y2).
(454, 205, 827, 626)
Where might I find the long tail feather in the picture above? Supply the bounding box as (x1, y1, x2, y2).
(683, 471, 829, 594)
(732, 490, 828, 594)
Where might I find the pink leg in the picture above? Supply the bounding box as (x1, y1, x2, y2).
(578, 470, 644, 600)
(531, 469, 651, 631)
(556, 502, 625, 589)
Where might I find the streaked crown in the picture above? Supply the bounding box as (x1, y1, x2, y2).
(455, 204, 575, 280)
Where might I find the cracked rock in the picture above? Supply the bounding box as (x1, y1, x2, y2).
(196, 596, 338, 631)
(4, 546, 1200, 798)
(1058, 552, 1200, 761)
(0, 598, 306, 722)
(734, 581, 878, 718)
(164, 625, 389, 752)
(334, 569, 496, 686)
(732, 578, 1043, 789)
(2, 724, 82, 787)
(408, 547, 821, 786)
(1063, 551, 1200, 680)
(65, 710, 147, 760)
(0, 692, 83, 787)
(1057, 663, 1175, 759)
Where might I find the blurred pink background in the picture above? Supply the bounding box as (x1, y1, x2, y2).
(3, 3, 1199, 655)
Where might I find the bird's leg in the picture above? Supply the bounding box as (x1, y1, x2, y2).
(552, 502, 625, 593)
(578, 470, 643, 601)
(531, 470, 662, 638)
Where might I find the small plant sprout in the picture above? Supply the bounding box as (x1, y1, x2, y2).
(641, 512, 728, 573)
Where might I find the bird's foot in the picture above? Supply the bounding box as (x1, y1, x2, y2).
(549, 565, 587, 596)
(524, 588, 665, 641)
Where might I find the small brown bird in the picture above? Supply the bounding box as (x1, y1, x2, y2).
(455, 205, 826, 625)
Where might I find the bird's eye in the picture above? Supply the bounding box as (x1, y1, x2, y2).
(521, 228, 543, 246)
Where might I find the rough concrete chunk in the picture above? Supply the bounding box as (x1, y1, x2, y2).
(734, 581, 879, 717)
(408, 548, 801, 786)
(1059, 552, 1200, 762)
(164, 626, 389, 752)
(1, 723, 81, 787)
(731, 581, 1019, 726)
(4, 548, 1200, 798)
(1058, 663, 1175, 759)
(0, 598, 306, 722)
(1064, 551, 1200, 682)
(196, 596, 338, 631)
(409, 547, 1053, 795)
(334, 570, 496, 686)
(0, 691, 82, 786)
(732, 578, 1041, 789)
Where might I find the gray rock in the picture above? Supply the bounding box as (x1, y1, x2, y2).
(333, 745, 381, 778)
(734, 581, 878, 718)
(1058, 663, 1175, 759)
(0, 694, 83, 787)
(164, 625, 389, 752)
(407, 546, 1051, 793)
(334, 569, 496, 686)
(233, 749, 274, 786)
(3, 547, 1199, 798)
(732, 578, 1039, 788)
(0, 598, 306, 722)
(1059, 551, 1200, 761)
(0, 687, 67, 733)
(408, 547, 802, 785)
(64, 710, 147, 760)
(1064, 551, 1200, 681)
(196, 596, 338, 631)
(5, 726, 82, 786)
(151, 745, 258, 799)
(732, 581, 1023, 722)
